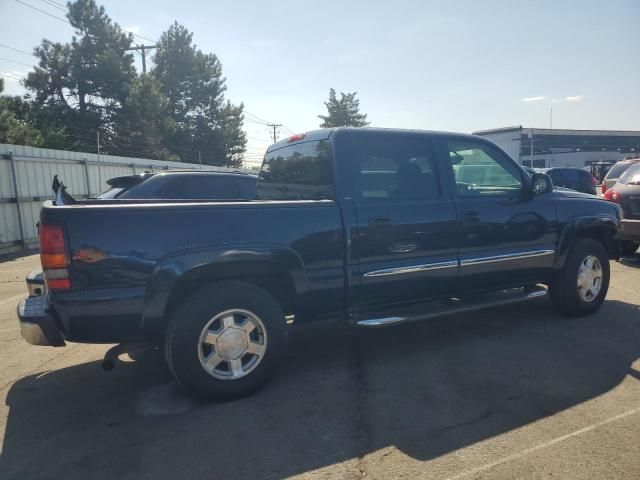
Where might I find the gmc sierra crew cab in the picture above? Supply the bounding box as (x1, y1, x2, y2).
(18, 128, 621, 400)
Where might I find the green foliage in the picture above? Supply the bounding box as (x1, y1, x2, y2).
(152, 23, 246, 166)
(0, 79, 44, 146)
(318, 88, 369, 128)
(25, 0, 135, 150)
(114, 75, 175, 159)
(1, 1, 246, 167)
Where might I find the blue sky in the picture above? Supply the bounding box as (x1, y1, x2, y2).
(1, 0, 639, 166)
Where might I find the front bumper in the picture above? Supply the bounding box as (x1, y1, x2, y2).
(619, 219, 640, 241)
(17, 295, 66, 347)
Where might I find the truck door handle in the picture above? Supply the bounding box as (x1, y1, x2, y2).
(368, 216, 392, 229)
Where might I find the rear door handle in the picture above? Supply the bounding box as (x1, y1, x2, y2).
(368, 216, 392, 229)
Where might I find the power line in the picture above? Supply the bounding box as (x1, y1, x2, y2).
(0, 72, 23, 81)
(38, 0, 66, 13)
(0, 43, 34, 57)
(13, 0, 69, 23)
(244, 110, 271, 124)
(0, 56, 34, 68)
(13, 0, 156, 45)
(127, 31, 156, 43)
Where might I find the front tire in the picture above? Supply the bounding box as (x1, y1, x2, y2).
(165, 281, 286, 401)
(549, 238, 610, 316)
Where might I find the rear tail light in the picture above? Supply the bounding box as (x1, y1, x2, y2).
(40, 224, 71, 291)
(603, 188, 621, 203)
(287, 133, 306, 142)
(601, 183, 607, 194)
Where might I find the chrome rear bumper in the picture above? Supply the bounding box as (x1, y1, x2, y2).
(17, 295, 65, 347)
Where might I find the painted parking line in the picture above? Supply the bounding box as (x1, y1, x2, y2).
(444, 404, 640, 480)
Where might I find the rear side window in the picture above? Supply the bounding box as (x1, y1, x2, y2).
(347, 134, 441, 201)
(257, 140, 333, 200)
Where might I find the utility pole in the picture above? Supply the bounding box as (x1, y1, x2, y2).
(548, 107, 553, 167)
(267, 123, 282, 143)
(530, 128, 534, 166)
(126, 44, 157, 74)
(96, 129, 102, 189)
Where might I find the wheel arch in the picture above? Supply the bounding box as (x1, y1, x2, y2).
(141, 246, 307, 336)
(554, 216, 619, 270)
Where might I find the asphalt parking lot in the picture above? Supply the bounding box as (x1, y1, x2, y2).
(1, 253, 640, 479)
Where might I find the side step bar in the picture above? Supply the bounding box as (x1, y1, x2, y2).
(353, 285, 547, 328)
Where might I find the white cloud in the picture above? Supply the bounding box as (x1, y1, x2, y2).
(124, 25, 141, 35)
(522, 96, 547, 102)
(565, 95, 585, 102)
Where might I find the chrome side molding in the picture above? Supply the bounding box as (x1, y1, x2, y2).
(460, 249, 554, 266)
(362, 250, 555, 278)
(363, 260, 458, 278)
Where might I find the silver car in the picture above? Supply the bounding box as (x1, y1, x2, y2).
(602, 159, 640, 195)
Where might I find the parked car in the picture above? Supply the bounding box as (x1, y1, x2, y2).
(95, 172, 153, 199)
(601, 158, 640, 195)
(18, 128, 620, 401)
(589, 161, 616, 184)
(97, 170, 257, 200)
(26, 170, 258, 295)
(545, 167, 597, 195)
(522, 167, 577, 193)
(603, 162, 640, 255)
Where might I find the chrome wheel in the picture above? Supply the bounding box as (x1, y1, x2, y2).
(197, 309, 267, 380)
(576, 255, 603, 302)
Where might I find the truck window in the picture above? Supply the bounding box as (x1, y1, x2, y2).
(449, 140, 522, 196)
(257, 140, 333, 200)
(350, 135, 441, 200)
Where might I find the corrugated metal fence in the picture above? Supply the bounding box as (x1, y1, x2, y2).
(0, 143, 234, 254)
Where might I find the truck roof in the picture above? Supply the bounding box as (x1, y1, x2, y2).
(265, 127, 481, 153)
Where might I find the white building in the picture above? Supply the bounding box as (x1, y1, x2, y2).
(473, 126, 640, 169)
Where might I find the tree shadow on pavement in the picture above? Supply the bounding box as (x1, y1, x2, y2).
(2, 298, 640, 480)
(0, 249, 38, 264)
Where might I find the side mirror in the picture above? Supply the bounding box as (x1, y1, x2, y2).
(531, 173, 553, 195)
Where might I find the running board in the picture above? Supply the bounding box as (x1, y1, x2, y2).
(352, 285, 547, 328)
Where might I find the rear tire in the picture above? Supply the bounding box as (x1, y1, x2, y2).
(549, 238, 610, 317)
(165, 281, 286, 401)
(619, 240, 639, 256)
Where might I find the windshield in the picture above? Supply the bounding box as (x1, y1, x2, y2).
(605, 162, 636, 180)
(95, 187, 125, 199)
(618, 163, 640, 185)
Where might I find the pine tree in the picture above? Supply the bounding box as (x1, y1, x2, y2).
(24, 0, 135, 151)
(152, 23, 246, 166)
(318, 88, 369, 128)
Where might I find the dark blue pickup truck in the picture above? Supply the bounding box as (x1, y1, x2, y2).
(18, 128, 621, 400)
